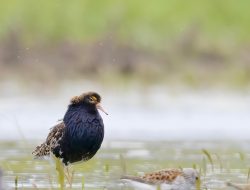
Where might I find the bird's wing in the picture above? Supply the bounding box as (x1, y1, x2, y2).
(32, 122, 65, 157)
(142, 169, 182, 184)
(121, 169, 182, 185)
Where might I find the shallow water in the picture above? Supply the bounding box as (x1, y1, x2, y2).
(0, 89, 250, 141)
(1, 140, 250, 189)
(0, 87, 250, 189)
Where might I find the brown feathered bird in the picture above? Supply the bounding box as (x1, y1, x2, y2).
(121, 168, 199, 190)
(32, 92, 108, 165)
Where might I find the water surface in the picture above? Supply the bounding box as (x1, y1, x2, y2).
(0, 88, 250, 189)
(1, 140, 250, 189)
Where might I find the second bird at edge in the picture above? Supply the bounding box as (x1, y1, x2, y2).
(32, 91, 108, 165)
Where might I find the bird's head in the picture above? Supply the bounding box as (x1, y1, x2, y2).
(182, 168, 200, 185)
(70, 92, 108, 115)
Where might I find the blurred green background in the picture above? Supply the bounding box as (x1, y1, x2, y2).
(0, 0, 250, 89)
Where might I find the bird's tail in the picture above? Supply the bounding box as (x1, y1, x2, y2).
(32, 143, 50, 158)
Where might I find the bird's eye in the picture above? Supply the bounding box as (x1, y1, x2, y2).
(90, 96, 97, 101)
(195, 177, 199, 180)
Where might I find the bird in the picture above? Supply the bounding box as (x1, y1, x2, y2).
(32, 91, 108, 165)
(121, 168, 199, 190)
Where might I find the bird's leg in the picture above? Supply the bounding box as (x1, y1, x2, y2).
(64, 167, 70, 185)
(65, 166, 74, 188)
(70, 168, 75, 188)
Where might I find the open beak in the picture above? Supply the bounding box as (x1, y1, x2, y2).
(96, 103, 108, 115)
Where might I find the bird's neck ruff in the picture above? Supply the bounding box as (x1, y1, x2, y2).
(70, 92, 101, 105)
(69, 101, 98, 115)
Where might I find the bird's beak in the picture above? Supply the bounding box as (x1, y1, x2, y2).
(96, 103, 108, 115)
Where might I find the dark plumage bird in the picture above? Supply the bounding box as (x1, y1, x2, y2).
(32, 92, 108, 165)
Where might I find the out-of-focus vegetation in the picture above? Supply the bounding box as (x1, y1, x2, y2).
(0, 0, 250, 88)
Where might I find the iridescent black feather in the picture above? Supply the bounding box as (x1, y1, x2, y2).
(33, 92, 105, 165)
